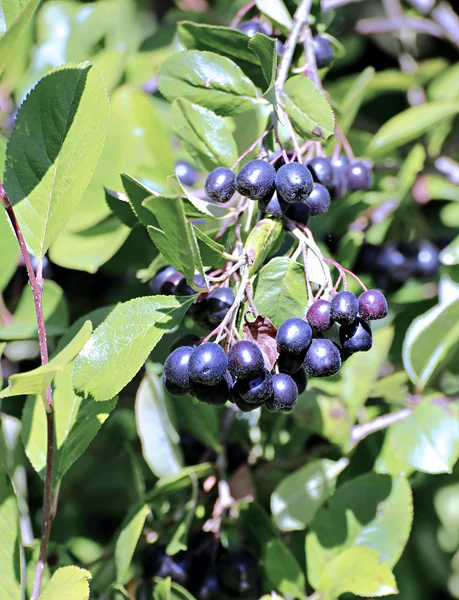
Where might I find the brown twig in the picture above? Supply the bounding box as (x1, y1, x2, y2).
(230, 0, 256, 29)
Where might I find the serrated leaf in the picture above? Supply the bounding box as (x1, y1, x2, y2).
(0, 280, 68, 341)
(73, 295, 194, 401)
(367, 101, 459, 157)
(136, 368, 183, 478)
(115, 504, 149, 584)
(254, 257, 308, 328)
(0, 0, 39, 77)
(4, 63, 110, 259)
(49, 218, 131, 274)
(402, 297, 459, 391)
(376, 399, 459, 475)
(0, 209, 18, 292)
(171, 99, 238, 171)
(172, 396, 220, 452)
(282, 76, 335, 141)
(158, 50, 259, 116)
(0, 321, 92, 399)
(105, 188, 139, 228)
(306, 474, 412, 590)
(39, 566, 91, 600)
(263, 539, 306, 599)
(318, 547, 397, 600)
(271, 457, 349, 532)
(22, 363, 117, 484)
(255, 0, 292, 29)
(0, 472, 21, 599)
(248, 33, 278, 112)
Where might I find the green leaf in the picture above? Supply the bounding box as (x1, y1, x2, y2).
(0, 280, 68, 341)
(193, 226, 227, 261)
(306, 474, 412, 588)
(428, 63, 459, 101)
(115, 504, 149, 584)
(402, 297, 459, 391)
(49, 218, 131, 274)
(397, 144, 426, 199)
(440, 236, 459, 266)
(0, 321, 92, 399)
(376, 399, 459, 475)
(55, 306, 115, 355)
(367, 101, 459, 157)
(170, 582, 198, 600)
(158, 50, 259, 116)
(338, 67, 375, 134)
(171, 99, 238, 171)
(255, 0, 292, 29)
(73, 295, 194, 401)
(248, 33, 278, 111)
(426, 174, 459, 202)
(245, 218, 284, 277)
(166, 476, 198, 555)
(271, 457, 349, 531)
(282, 76, 335, 141)
(263, 539, 306, 599)
(317, 547, 397, 600)
(147, 464, 213, 502)
(105, 188, 138, 228)
(0, 472, 21, 599)
(172, 395, 220, 452)
(254, 257, 308, 328)
(39, 566, 91, 600)
(4, 63, 110, 259)
(341, 326, 394, 417)
(0, 210, 18, 292)
(155, 578, 172, 600)
(0, 0, 39, 77)
(22, 363, 117, 483)
(135, 368, 183, 478)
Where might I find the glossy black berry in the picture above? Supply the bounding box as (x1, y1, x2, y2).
(306, 183, 331, 216)
(273, 151, 297, 171)
(236, 368, 273, 403)
(307, 299, 333, 331)
(358, 289, 388, 320)
(277, 351, 304, 374)
(276, 318, 312, 355)
(175, 160, 198, 186)
(176, 274, 206, 296)
(197, 569, 231, 600)
(162, 270, 184, 295)
(228, 340, 264, 379)
(276, 162, 313, 204)
(265, 373, 298, 412)
(340, 318, 373, 353)
(193, 371, 232, 406)
(414, 240, 439, 279)
(285, 200, 310, 225)
(142, 546, 190, 585)
(237, 19, 269, 38)
(332, 155, 349, 175)
(218, 550, 260, 597)
(162, 374, 192, 397)
(205, 167, 236, 203)
(375, 243, 415, 283)
(236, 159, 276, 202)
(291, 367, 308, 395)
(259, 194, 288, 219)
(330, 291, 359, 325)
(189, 342, 228, 385)
(304, 338, 341, 377)
(150, 265, 178, 294)
(234, 394, 261, 412)
(329, 169, 348, 200)
(313, 35, 334, 69)
(169, 334, 201, 353)
(354, 243, 381, 274)
(206, 287, 234, 326)
(307, 157, 334, 188)
(164, 346, 194, 388)
(346, 160, 373, 191)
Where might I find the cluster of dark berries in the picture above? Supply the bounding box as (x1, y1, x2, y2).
(150, 266, 234, 330)
(355, 240, 440, 291)
(204, 154, 373, 225)
(143, 539, 260, 600)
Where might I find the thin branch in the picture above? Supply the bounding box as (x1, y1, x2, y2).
(435, 156, 459, 185)
(431, 2, 459, 51)
(230, 0, 256, 29)
(356, 16, 443, 37)
(322, 0, 363, 8)
(232, 127, 273, 169)
(351, 408, 412, 446)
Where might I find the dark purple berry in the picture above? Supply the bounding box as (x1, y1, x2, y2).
(291, 367, 307, 395)
(228, 340, 264, 379)
(169, 334, 201, 353)
(276, 318, 312, 355)
(273, 151, 298, 171)
(164, 346, 194, 388)
(354, 243, 381, 274)
(162, 270, 184, 295)
(276, 162, 313, 203)
(340, 318, 373, 353)
(304, 338, 341, 377)
(307, 299, 333, 331)
(205, 167, 236, 203)
(189, 342, 228, 385)
(162, 374, 192, 397)
(218, 550, 260, 597)
(285, 200, 310, 225)
(259, 194, 288, 219)
(313, 35, 334, 69)
(235, 368, 273, 403)
(150, 265, 178, 294)
(375, 243, 415, 283)
(265, 373, 298, 412)
(277, 352, 304, 374)
(307, 157, 334, 188)
(330, 169, 348, 200)
(306, 183, 331, 216)
(193, 371, 232, 406)
(346, 160, 373, 191)
(196, 569, 231, 600)
(358, 289, 388, 320)
(175, 273, 207, 296)
(234, 395, 262, 412)
(206, 287, 234, 326)
(236, 159, 276, 202)
(237, 19, 269, 38)
(330, 291, 359, 325)
(175, 160, 198, 186)
(414, 240, 439, 279)
(332, 155, 349, 175)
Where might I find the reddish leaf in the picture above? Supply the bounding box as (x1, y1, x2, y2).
(243, 315, 279, 370)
